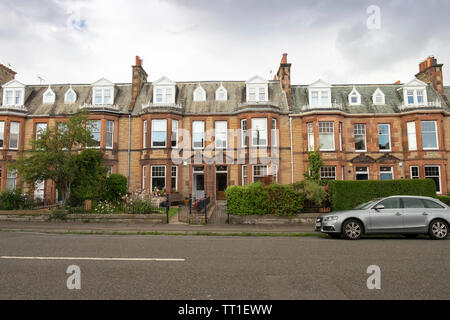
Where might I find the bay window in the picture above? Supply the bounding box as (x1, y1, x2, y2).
(171, 120, 178, 148)
(215, 121, 227, 149)
(6, 169, 17, 190)
(192, 121, 205, 149)
(106, 120, 114, 149)
(151, 165, 166, 191)
(307, 122, 314, 151)
(241, 119, 248, 147)
(9, 122, 20, 150)
(87, 120, 101, 148)
(171, 166, 178, 191)
(354, 124, 366, 152)
(143, 120, 147, 148)
(421, 121, 438, 150)
(378, 124, 391, 151)
(407, 121, 417, 151)
(320, 166, 336, 180)
(253, 165, 268, 183)
(251, 118, 267, 147)
(319, 122, 334, 151)
(151, 119, 167, 148)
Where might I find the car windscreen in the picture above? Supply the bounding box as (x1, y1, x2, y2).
(353, 199, 381, 210)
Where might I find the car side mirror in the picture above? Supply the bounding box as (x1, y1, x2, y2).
(374, 204, 385, 211)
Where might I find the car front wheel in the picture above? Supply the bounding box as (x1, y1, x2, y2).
(429, 219, 449, 240)
(343, 220, 363, 240)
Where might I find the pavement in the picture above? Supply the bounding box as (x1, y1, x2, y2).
(0, 221, 316, 235)
(0, 231, 449, 300)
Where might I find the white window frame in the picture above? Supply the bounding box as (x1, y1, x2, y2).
(354, 124, 367, 152)
(246, 76, 268, 103)
(192, 121, 205, 150)
(348, 88, 361, 105)
(318, 122, 335, 151)
(171, 119, 178, 148)
(153, 78, 176, 104)
(143, 120, 147, 149)
(3, 89, 24, 106)
(242, 165, 248, 186)
(142, 166, 147, 190)
(151, 119, 167, 148)
(372, 88, 385, 105)
(271, 118, 278, 147)
(0, 121, 4, 149)
(309, 90, 332, 108)
(356, 167, 370, 180)
(216, 85, 227, 101)
(378, 123, 391, 152)
(410, 166, 419, 179)
(106, 120, 114, 149)
(421, 121, 438, 151)
(380, 166, 394, 180)
(64, 87, 77, 104)
(307, 122, 314, 151)
(320, 166, 336, 180)
(151, 165, 166, 191)
(403, 88, 427, 106)
(6, 169, 17, 190)
(193, 86, 206, 101)
(215, 121, 227, 149)
(87, 120, 101, 149)
(425, 165, 441, 194)
(407, 121, 417, 151)
(171, 166, 178, 192)
(241, 119, 248, 147)
(35, 123, 47, 140)
(252, 165, 268, 183)
(339, 122, 343, 152)
(92, 87, 114, 105)
(9, 122, 20, 150)
(43, 87, 55, 104)
(251, 118, 268, 147)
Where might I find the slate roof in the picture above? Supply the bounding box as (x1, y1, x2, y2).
(291, 83, 448, 114)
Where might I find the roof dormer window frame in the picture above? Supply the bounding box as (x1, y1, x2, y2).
(43, 86, 56, 104)
(152, 76, 176, 105)
(246, 76, 268, 103)
(64, 86, 77, 104)
(92, 78, 115, 105)
(216, 84, 227, 101)
(402, 79, 428, 107)
(193, 84, 206, 102)
(372, 88, 386, 105)
(348, 87, 361, 106)
(2, 80, 25, 106)
(308, 79, 332, 108)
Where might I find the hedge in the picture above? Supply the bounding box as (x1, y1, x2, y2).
(436, 195, 450, 206)
(225, 182, 304, 217)
(327, 179, 437, 211)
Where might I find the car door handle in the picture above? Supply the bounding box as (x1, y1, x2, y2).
(422, 212, 429, 216)
(396, 212, 402, 216)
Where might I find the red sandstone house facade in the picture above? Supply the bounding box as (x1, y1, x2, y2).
(0, 55, 449, 204)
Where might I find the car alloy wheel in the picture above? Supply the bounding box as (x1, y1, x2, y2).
(430, 220, 448, 240)
(344, 220, 362, 240)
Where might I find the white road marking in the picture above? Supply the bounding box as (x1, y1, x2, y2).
(0, 256, 185, 262)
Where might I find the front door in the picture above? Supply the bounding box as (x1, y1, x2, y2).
(216, 173, 227, 200)
(368, 197, 404, 232)
(34, 180, 45, 201)
(193, 173, 205, 200)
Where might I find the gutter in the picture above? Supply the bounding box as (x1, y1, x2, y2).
(127, 114, 131, 190)
(289, 117, 294, 184)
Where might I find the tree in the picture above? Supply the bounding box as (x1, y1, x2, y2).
(102, 174, 128, 203)
(303, 149, 324, 183)
(10, 111, 96, 206)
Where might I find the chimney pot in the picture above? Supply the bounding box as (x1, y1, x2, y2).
(281, 53, 288, 64)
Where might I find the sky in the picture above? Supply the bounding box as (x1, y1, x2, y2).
(1, 0, 449, 86)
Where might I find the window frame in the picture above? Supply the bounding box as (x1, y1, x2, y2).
(318, 122, 335, 151)
(320, 166, 336, 181)
(251, 118, 268, 147)
(307, 122, 314, 151)
(151, 119, 167, 148)
(378, 123, 391, 152)
(171, 119, 178, 148)
(106, 120, 114, 149)
(87, 119, 101, 149)
(171, 166, 178, 192)
(410, 166, 419, 179)
(380, 166, 394, 180)
(214, 120, 228, 149)
(143, 120, 148, 149)
(407, 121, 417, 151)
(151, 165, 166, 191)
(9, 121, 20, 150)
(192, 120, 205, 150)
(241, 119, 248, 147)
(424, 165, 441, 194)
(421, 121, 438, 151)
(354, 123, 367, 152)
(242, 165, 248, 186)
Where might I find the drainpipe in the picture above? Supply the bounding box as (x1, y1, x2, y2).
(289, 116, 294, 184)
(127, 114, 131, 190)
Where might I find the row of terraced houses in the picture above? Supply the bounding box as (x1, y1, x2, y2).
(0, 54, 449, 204)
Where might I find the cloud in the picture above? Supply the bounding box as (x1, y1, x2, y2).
(0, 0, 449, 86)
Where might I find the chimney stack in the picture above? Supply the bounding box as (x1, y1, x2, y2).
(0, 64, 16, 86)
(129, 56, 148, 111)
(276, 53, 292, 107)
(416, 56, 444, 95)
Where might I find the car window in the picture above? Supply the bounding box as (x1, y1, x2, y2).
(423, 199, 444, 209)
(402, 198, 425, 209)
(378, 198, 402, 209)
(354, 199, 380, 210)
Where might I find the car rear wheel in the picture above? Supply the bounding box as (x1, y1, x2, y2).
(429, 219, 449, 240)
(343, 220, 363, 240)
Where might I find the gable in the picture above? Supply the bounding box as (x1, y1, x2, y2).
(403, 78, 427, 88)
(2, 79, 25, 89)
(153, 76, 176, 86)
(92, 78, 115, 87)
(246, 75, 268, 84)
(309, 79, 331, 88)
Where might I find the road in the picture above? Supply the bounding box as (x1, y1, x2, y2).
(0, 231, 449, 300)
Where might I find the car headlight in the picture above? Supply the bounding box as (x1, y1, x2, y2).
(324, 216, 339, 222)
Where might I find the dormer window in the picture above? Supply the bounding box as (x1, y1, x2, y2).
(308, 80, 332, 108)
(246, 76, 268, 103)
(2, 80, 25, 106)
(372, 88, 385, 105)
(193, 85, 206, 102)
(92, 78, 115, 105)
(402, 79, 428, 107)
(43, 86, 55, 104)
(348, 87, 361, 105)
(64, 87, 77, 104)
(153, 77, 176, 104)
(216, 85, 227, 101)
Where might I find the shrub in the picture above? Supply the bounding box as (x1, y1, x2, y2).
(327, 179, 437, 211)
(225, 182, 268, 216)
(48, 208, 68, 221)
(0, 189, 36, 210)
(123, 190, 159, 214)
(293, 180, 327, 206)
(93, 200, 117, 214)
(102, 174, 128, 203)
(267, 184, 303, 217)
(436, 195, 450, 206)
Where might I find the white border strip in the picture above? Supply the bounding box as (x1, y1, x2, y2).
(0, 256, 185, 262)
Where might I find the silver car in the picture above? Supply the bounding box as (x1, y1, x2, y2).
(316, 196, 450, 240)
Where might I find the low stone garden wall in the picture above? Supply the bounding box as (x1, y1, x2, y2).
(228, 213, 319, 225)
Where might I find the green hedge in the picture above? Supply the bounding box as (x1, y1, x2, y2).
(225, 182, 304, 217)
(327, 179, 437, 211)
(436, 195, 450, 206)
